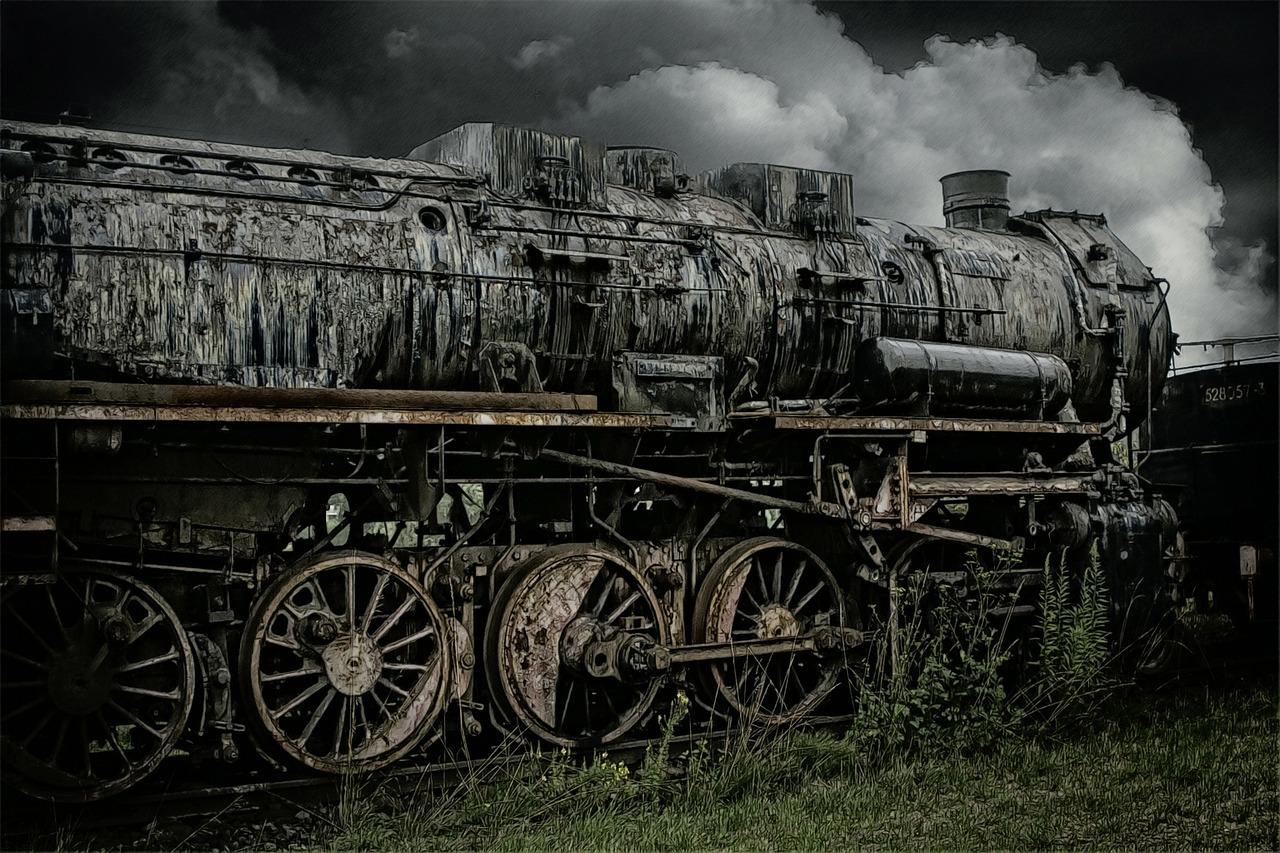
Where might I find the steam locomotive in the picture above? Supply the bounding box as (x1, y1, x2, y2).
(0, 119, 1178, 801)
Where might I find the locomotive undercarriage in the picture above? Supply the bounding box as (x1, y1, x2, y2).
(0, 391, 1177, 803)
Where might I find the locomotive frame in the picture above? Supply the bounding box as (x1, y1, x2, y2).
(0, 119, 1180, 802)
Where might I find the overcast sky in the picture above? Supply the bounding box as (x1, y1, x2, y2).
(2, 1, 1275, 350)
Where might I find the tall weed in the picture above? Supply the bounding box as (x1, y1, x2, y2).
(1021, 546, 1115, 728)
(852, 550, 1023, 758)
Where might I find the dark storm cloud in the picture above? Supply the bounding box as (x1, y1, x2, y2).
(2, 0, 1274, 349)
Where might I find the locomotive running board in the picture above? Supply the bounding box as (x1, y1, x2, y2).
(2, 380, 598, 411)
(739, 412, 1102, 436)
(1, 380, 673, 428)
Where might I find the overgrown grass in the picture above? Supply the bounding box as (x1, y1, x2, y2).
(322, 682, 1276, 851)
(320, 549, 1278, 851)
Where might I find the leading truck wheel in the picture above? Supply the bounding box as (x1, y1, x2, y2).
(0, 568, 195, 801)
(486, 545, 670, 749)
(694, 538, 846, 724)
(240, 551, 452, 773)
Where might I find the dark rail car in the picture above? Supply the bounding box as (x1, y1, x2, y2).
(1141, 343, 1279, 633)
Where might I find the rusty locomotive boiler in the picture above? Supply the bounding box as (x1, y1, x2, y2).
(0, 119, 1179, 801)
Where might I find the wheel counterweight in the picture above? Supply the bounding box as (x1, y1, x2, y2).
(1, 569, 195, 801)
(240, 551, 452, 773)
(486, 545, 670, 748)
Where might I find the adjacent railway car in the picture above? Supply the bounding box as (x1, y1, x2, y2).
(1141, 341, 1279, 634)
(1, 119, 1179, 801)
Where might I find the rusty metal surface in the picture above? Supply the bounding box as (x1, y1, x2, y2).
(538, 447, 846, 516)
(0, 515, 55, 532)
(407, 123, 609, 210)
(239, 552, 453, 773)
(691, 538, 846, 723)
(485, 546, 668, 748)
(761, 414, 1101, 435)
(0, 402, 666, 428)
(3, 380, 597, 412)
(908, 474, 1092, 496)
(3, 118, 1170, 431)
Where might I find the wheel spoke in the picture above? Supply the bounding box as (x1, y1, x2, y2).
(262, 661, 324, 683)
(355, 694, 371, 740)
(269, 677, 329, 720)
(345, 565, 356, 622)
(793, 582, 824, 614)
(50, 717, 70, 765)
(772, 552, 783, 601)
(79, 717, 92, 775)
(96, 711, 134, 770)
(735, 663, 758, 699)
(1, 648, 49, 671)
(266, 632, 305, 653)
(754, 558, 769, 601)
(1, 693, 47, 723)
(360, 572, 391, 631)
(370, 595, 416, 642)
(589, 580, 612, 618)
(382, 662, 430, 672)
(377, 676, 411, 698)
(783, 560, 807, 607)
(303, 579, 333, 615)
(381, 625, 435, 654)
(19, 710, 53, 748)
(369, 687, 393, 724)
(106, 700, 164, 741)
(4, 603, 56, 656)
(296, 687, 337, 748)
(739, 584, 764, 614)
(126, 611, 165, 645)
(116, 648, 181, 673)
(556, 679, 577, 731)
(600, 688, 620, 722)
(44, 586, 70, 645)
(113, 684, 181, 702)
(330, 696, 350, 758)
(603, 590, 641, 625)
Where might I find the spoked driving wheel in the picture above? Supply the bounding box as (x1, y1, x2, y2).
(240, 551, 452, 773)
(694, 538, 846, 724)
(0, 568, 195, 801)
(486, 545, 670, 748)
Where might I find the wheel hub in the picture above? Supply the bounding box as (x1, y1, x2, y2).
(755, 603, 799, 639)
(47, 649, 113, 715)
(559, 617, 605, 675)
(322, 632, 383, 696)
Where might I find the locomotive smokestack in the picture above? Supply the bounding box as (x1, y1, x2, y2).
(940, 170, 1010, 231)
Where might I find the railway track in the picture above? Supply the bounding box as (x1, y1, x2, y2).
(7, 642, 1276, 846)
(0, 716, 858, 844)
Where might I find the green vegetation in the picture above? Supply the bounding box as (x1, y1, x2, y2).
(323, 684, 1276, 851)
(321, 549, 1278, 851)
